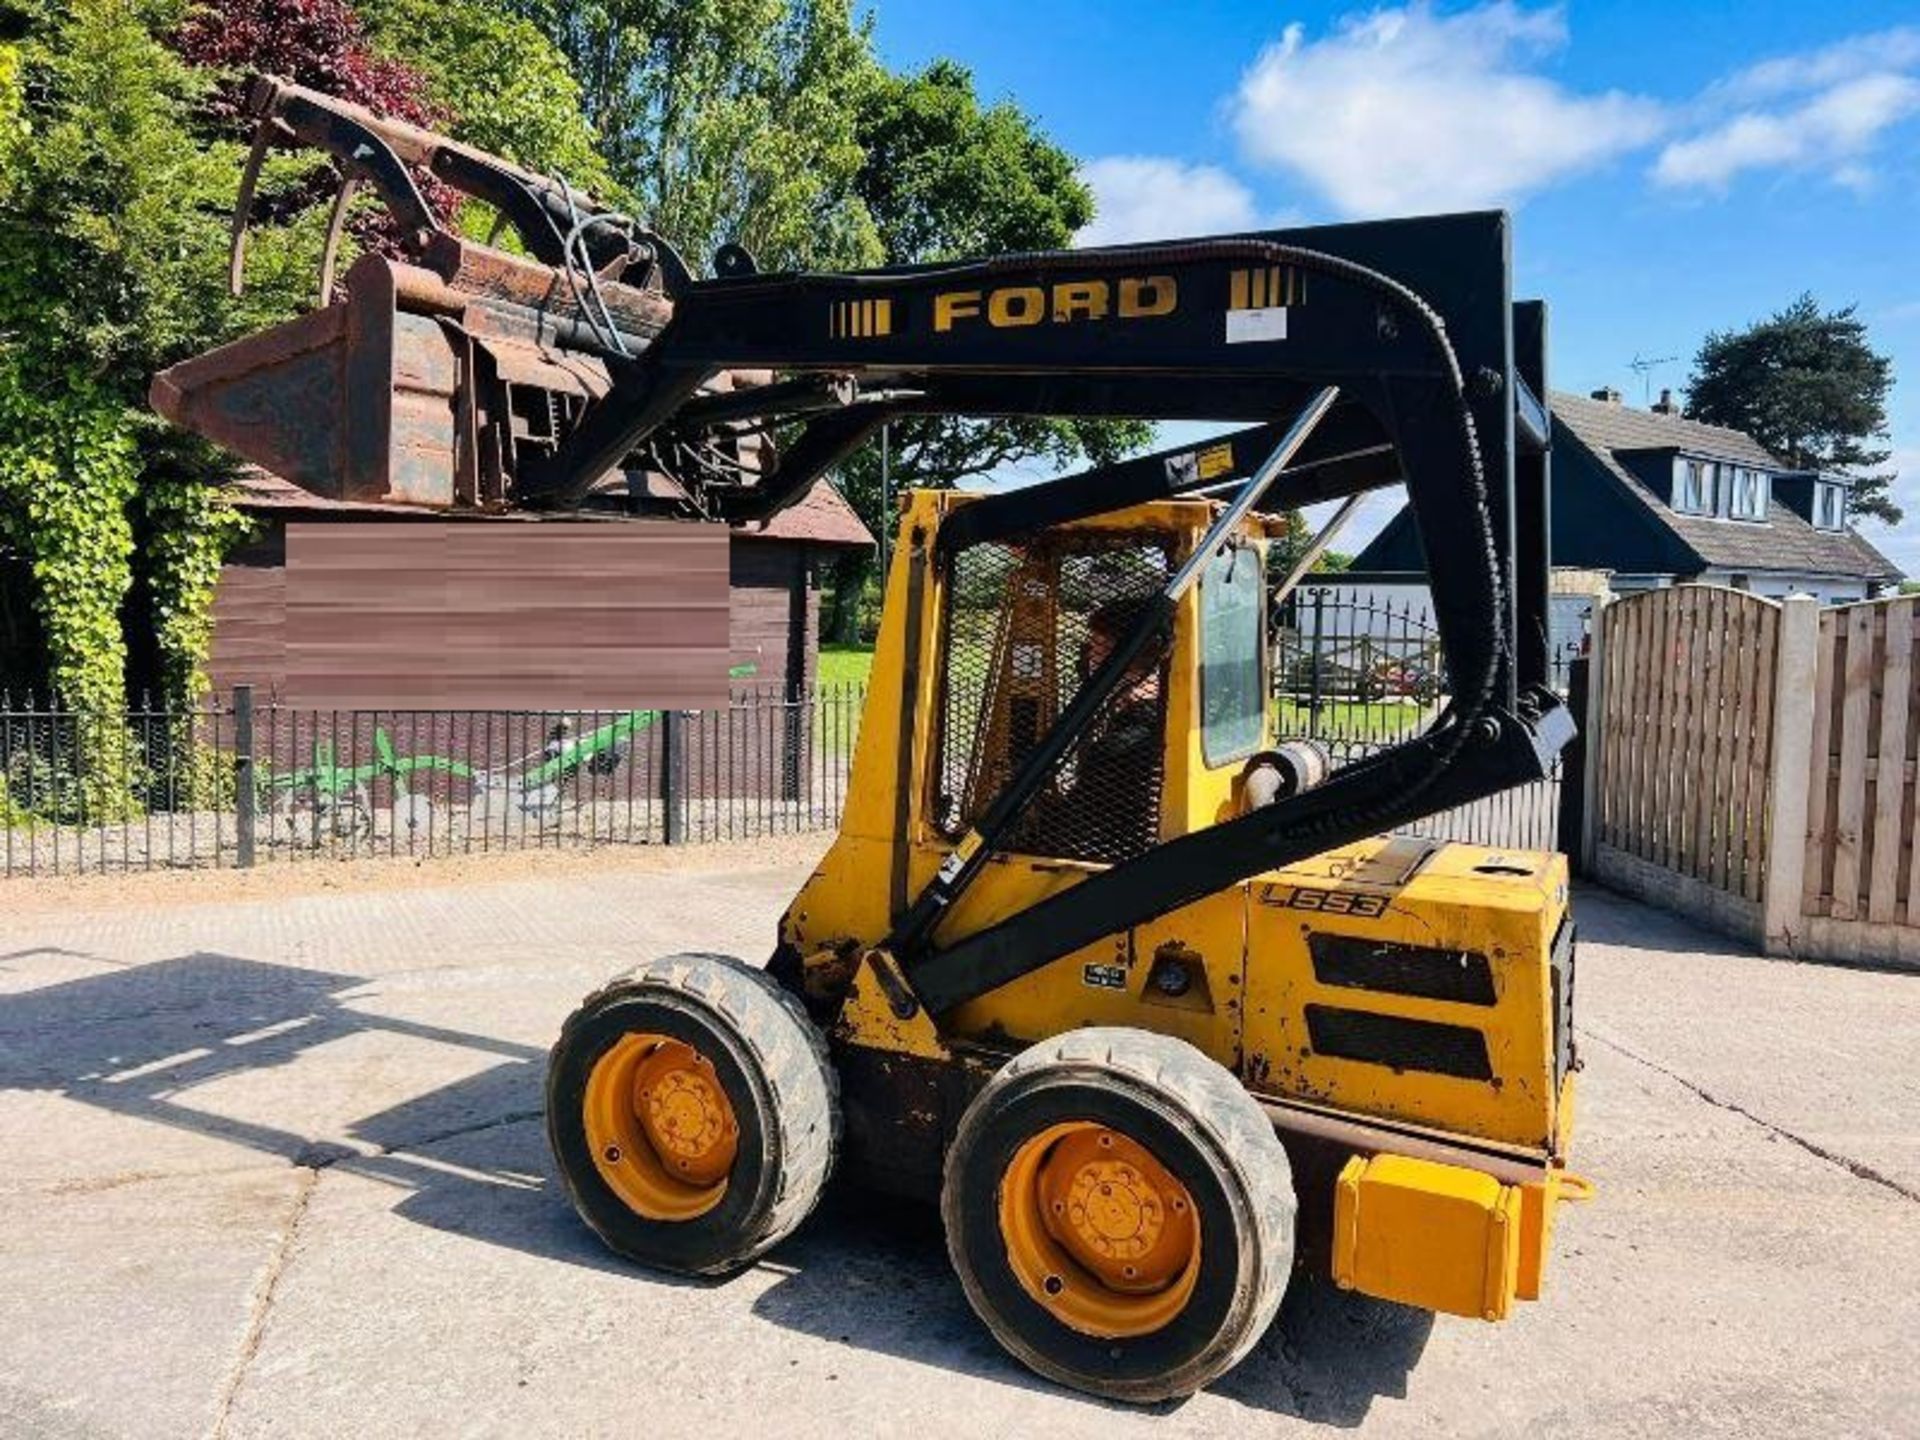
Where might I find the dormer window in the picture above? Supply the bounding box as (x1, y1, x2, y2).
(1814, 480, 1847, 530)
(1676, 458, 1713, 514)
(1672, 456, 1769, 520)
(1729, 467, 1768, 521)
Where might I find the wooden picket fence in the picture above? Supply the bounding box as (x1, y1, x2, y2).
(1584, 584, 1920, 969)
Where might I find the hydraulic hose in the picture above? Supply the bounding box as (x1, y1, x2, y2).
(827, 235, 1509, 838)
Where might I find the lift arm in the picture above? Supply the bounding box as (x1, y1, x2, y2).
(153, 85, 1567, 1007)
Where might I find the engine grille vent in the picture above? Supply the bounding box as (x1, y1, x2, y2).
(1304, 1004, 1494, 1081)
(1307, 933, 1496, 1005)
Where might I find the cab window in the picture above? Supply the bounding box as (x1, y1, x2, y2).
(1199, 543, 1264, 766)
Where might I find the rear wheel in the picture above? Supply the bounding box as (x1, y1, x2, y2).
(943, 1028, 1295, 1402)
(546, 952, 838, 1275)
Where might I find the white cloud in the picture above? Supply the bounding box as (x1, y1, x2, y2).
(1881, 447, 1920, 580)
(1654, 72, 1920, 191)
(1229, 3, 1664, 216)
(1715, 26, 1920, 103)
(1076, 157, 1258, 246)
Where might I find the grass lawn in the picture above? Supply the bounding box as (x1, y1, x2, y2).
(816, 647, 1430, 742)
(818, 643, 875, 689)
(1272, 696, 1435, 740)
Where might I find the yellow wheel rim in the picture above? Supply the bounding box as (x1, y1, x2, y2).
(998, 1121, 1201, 1338)
(583, 1033, 740, 1222)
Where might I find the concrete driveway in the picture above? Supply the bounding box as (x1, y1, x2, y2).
(1, 844, 1916, 1438)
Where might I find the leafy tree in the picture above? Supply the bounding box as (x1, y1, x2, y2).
(847, 59, 1151, 497)
(172, 0, 438, 128)
(817, 61, 1151, 637)
(171, 0, 463, 257)
(0, 0, 328, 811)
(491, 11, 1168, 637)
(360, 0, 613, 198)
(1686, 293, 1901, 525)
(516, 0, 879, 272)
(0, 0, 322, 734)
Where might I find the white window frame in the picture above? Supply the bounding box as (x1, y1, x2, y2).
(1675, 458, 1708, 514)
(1729, 467, 1769, 521)
(1814, 481, 1846, 531)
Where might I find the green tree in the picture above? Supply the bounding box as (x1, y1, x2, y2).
(821, 61, 1152, 638)
(516, 0, 880, 272)
(846, 59, 1152, 498)
(0, 0, 320, 727)
(500, 12, 1157, 634)
(361, 0, 614, 199)
(1686, 293, 1901, 524)
(0, 0, 315, 810)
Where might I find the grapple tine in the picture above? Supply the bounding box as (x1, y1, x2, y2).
(316, 173, 362, 309)
(228, 114, 281, 298)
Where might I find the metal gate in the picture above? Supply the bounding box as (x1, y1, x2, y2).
(1273, 584, 1573, 854)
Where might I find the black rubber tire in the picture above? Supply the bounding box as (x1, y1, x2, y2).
(546, 951, 839, 1276)
(942, 1028, 1296, 1403)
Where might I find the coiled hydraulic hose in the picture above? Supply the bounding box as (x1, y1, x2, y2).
(825, 235, 1509, 833)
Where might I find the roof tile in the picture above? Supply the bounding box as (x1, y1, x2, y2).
(1552, 392, 1900, 581)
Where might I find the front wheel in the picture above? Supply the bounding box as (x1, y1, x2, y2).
(546, 952, 839, 1276)
(943, 1028, 1296, 1403)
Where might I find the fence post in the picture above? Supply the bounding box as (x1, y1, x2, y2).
(661, 708, 686, 845)
(1763, 595, 1820, 955)
(1556, 655, 1589, 866)
(1577, 596, 1610, 875)
(233, 685, 256, 869)
(1308, 588, 1325, 733)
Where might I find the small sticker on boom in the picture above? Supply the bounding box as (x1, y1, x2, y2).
(1082, 962, 1128, 991)
(1195, 442, 1235, 480)
(1225, 307, 1288, 344)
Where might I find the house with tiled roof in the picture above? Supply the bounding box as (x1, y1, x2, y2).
(1353, 388, 1902, 603)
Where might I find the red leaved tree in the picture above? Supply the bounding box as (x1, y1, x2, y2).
(170, 0, 457, 241)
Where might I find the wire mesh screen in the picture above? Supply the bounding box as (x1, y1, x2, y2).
(935, 533, 1171, 864)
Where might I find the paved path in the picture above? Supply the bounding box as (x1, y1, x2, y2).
(1, 847, 1916, 1438)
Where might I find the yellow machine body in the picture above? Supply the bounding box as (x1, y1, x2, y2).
(781, 490, 1586, 1319)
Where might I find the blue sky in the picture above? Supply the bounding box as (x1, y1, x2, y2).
(869, 1, 1920, 574)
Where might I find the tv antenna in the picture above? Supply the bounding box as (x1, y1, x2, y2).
(1628, 353, 1678, 404)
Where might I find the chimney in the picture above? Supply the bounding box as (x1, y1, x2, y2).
(1589, 386, 1623, 405)
(1651, 388, 1678, 415)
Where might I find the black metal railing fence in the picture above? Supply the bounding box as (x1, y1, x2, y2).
(5, 590, 1595, 879)
(1, 683, 867, 877)
(1272, 585, 1588, 851)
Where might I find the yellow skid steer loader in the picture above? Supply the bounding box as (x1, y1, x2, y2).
(157, 79, 1591, 1403)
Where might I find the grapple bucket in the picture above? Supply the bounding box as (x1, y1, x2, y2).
(151, 75, 682, 512)
(151, 244, 668, 510)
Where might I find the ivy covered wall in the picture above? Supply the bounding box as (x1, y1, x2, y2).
(0, 0, 609, 737)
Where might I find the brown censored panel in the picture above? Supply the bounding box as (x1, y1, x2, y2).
(207, 530, 288, 695)
(277, 521, 731, 708)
